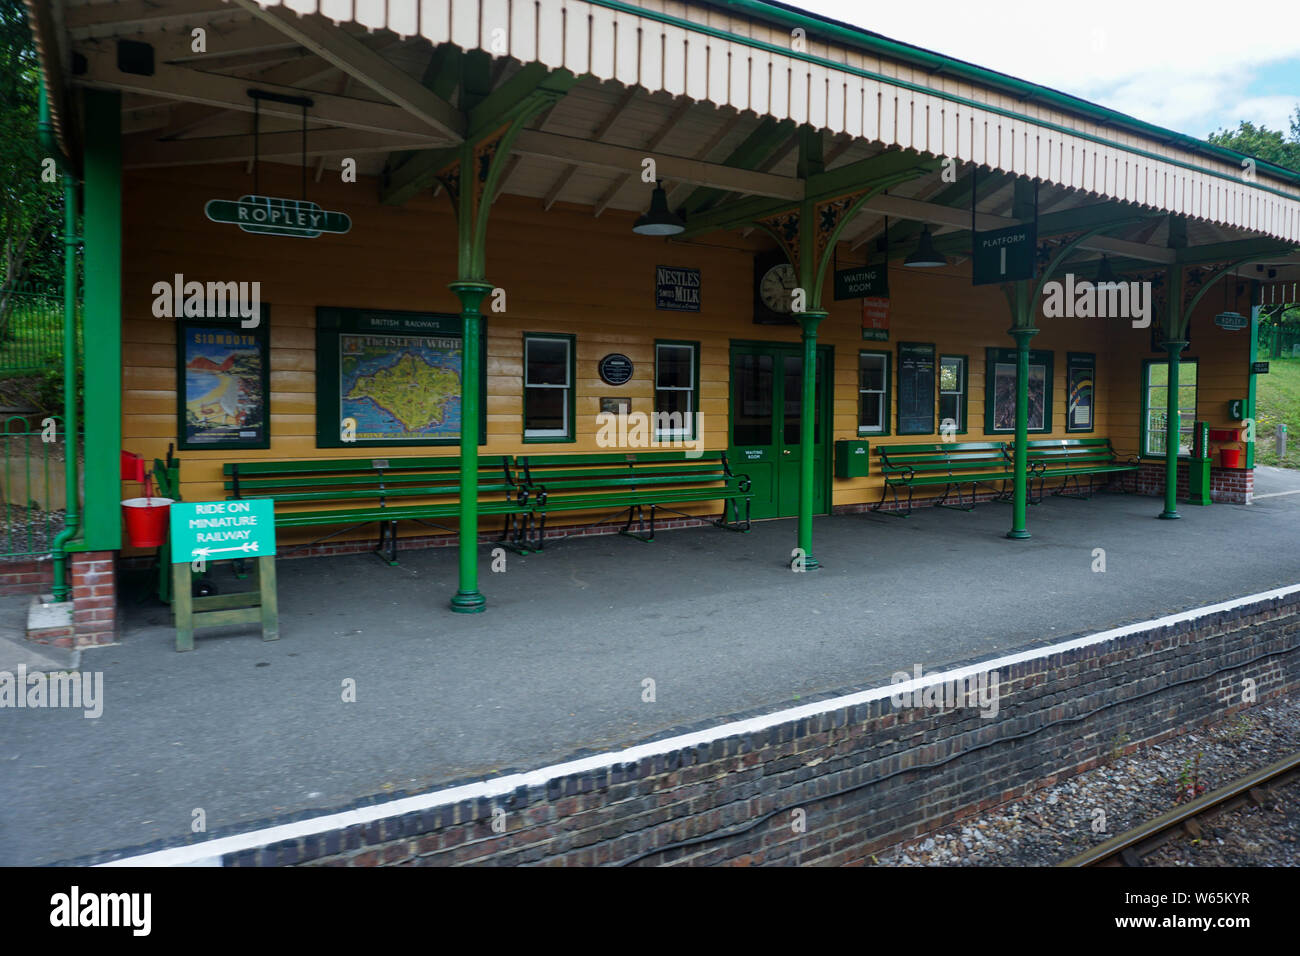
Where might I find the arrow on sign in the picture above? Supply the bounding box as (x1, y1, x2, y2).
(192, 541, 261, 559)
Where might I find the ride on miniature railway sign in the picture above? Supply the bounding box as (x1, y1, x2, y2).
(972, 223, 1037, 285)
(168, 499, 279, 651)
(170, 499, 277, 563)
(205, 195, 352, 238)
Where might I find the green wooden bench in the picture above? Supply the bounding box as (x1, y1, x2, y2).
(223, 456, 529, 564)
(873, 442, 1016, 516)
(1017, 438, 1141, 500)
(516, 451, 752, 551)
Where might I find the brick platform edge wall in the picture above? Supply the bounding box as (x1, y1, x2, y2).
(1133, 461, 1253, 504)
(70, 551, 118, 646)
(0, 556, 54, 596)
(100, 586, 1295, 868)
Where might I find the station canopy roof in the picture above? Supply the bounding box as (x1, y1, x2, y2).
(26, 0, 1300, 277)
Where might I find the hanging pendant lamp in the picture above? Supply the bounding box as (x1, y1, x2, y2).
(903, 226, 945, 268)
(633, 180, 685, 236)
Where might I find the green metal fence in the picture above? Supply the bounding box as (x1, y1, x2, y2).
(0, 282, 69, 373)
(0, 415, 79, 558)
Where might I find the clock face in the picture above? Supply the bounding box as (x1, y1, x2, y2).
(759, 263, 797, 314)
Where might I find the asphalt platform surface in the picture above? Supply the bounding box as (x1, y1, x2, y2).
(4, 478, 1300, 864)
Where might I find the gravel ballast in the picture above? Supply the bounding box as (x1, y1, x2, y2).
(869, 692, 1300, 866)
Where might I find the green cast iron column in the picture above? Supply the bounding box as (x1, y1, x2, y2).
(1007, 280, 1036, 540)
(1159, 265, 1185, 520)
(795, 311, 826, 569)
(51, 180, 81, 600)
(1159, 338, 1188, 520)
(449, 280, 491, 612)
(81, 89, 123, 552)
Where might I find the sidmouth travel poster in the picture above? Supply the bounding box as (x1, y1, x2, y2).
(339, 334, 463, 441)
(179, 323, 270, 450)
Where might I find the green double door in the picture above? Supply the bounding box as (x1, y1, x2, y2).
(728, 342, 832, 520)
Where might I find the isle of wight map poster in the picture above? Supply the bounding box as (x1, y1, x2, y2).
(339, 334, 463, 441)
(177, 312, 270, 450)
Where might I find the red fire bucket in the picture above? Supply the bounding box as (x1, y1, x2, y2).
(122, 496, 174, 548)
(1220, 447, 1244, 469)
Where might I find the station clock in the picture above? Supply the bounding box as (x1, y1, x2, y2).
(753, 250, 798, 325)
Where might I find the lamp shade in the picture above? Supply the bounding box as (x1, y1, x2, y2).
(633, 181, 685, 236)
(1095, 255, 1118, 284)
(903, 227, 945, 267)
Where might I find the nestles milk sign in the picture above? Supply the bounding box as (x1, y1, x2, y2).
(655, 265, 701, 312)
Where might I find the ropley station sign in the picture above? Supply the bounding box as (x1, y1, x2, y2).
(205, 194, 352, 239)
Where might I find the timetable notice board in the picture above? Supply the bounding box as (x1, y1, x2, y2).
(898, 343, 936, 436)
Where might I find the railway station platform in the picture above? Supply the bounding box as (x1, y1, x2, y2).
(4, 485, 1299, 865)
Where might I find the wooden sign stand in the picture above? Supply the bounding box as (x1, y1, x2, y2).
(172, 555, 279, 652)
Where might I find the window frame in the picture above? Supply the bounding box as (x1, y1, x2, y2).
(522, 332, 577, 442)
(938, 353, 968, 436)
(1140, 357, 1199, 459)
(983, 347, 1054, 435)
(653, 339, 700, 440)
(857, 350, 891, 436)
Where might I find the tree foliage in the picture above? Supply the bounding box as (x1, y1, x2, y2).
(1, 0, 62, 293)
(1207, 106, 1300, 175)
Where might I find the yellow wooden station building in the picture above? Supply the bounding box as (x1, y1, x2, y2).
(24, 0, 1300, 639)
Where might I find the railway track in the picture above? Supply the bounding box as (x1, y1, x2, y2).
(1059, 751, 1300, 867)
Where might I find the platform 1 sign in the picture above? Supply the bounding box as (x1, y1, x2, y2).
(205, 195, 351, 238)
(170, 499, 277, 563)
(972, 223, 1036, 286)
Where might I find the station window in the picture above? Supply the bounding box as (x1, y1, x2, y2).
(939, 355, 967, 434)
(523, 333, 575, 441)
(1141, 359, 1198, 457)
(858, 351, 890, 435)
(655, 341, 699, 439)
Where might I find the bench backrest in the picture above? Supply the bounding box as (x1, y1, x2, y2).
(518, 451, 741, 494)
(1015, 438, 1117, 467)
(223, 455, 519, 506)
(876, 442, 1009, 475)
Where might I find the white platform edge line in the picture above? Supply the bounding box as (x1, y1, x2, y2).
(100, 581, 1300, 867)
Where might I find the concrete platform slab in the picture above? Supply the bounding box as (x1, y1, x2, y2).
(3, 489, 1299, 865)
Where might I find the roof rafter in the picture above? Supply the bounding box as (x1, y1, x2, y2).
(227, 0, 464, 142)
(123, 127, 442, 168)
(592, 98, 693, 217)
(380, 62, 576, 205)
(543, 87, 636, 211)
(75, 48, 439, 138)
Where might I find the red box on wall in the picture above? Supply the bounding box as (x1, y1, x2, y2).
(120, 451, 145, 483)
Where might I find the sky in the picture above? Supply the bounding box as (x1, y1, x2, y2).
(793, 0, 1300, 141)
